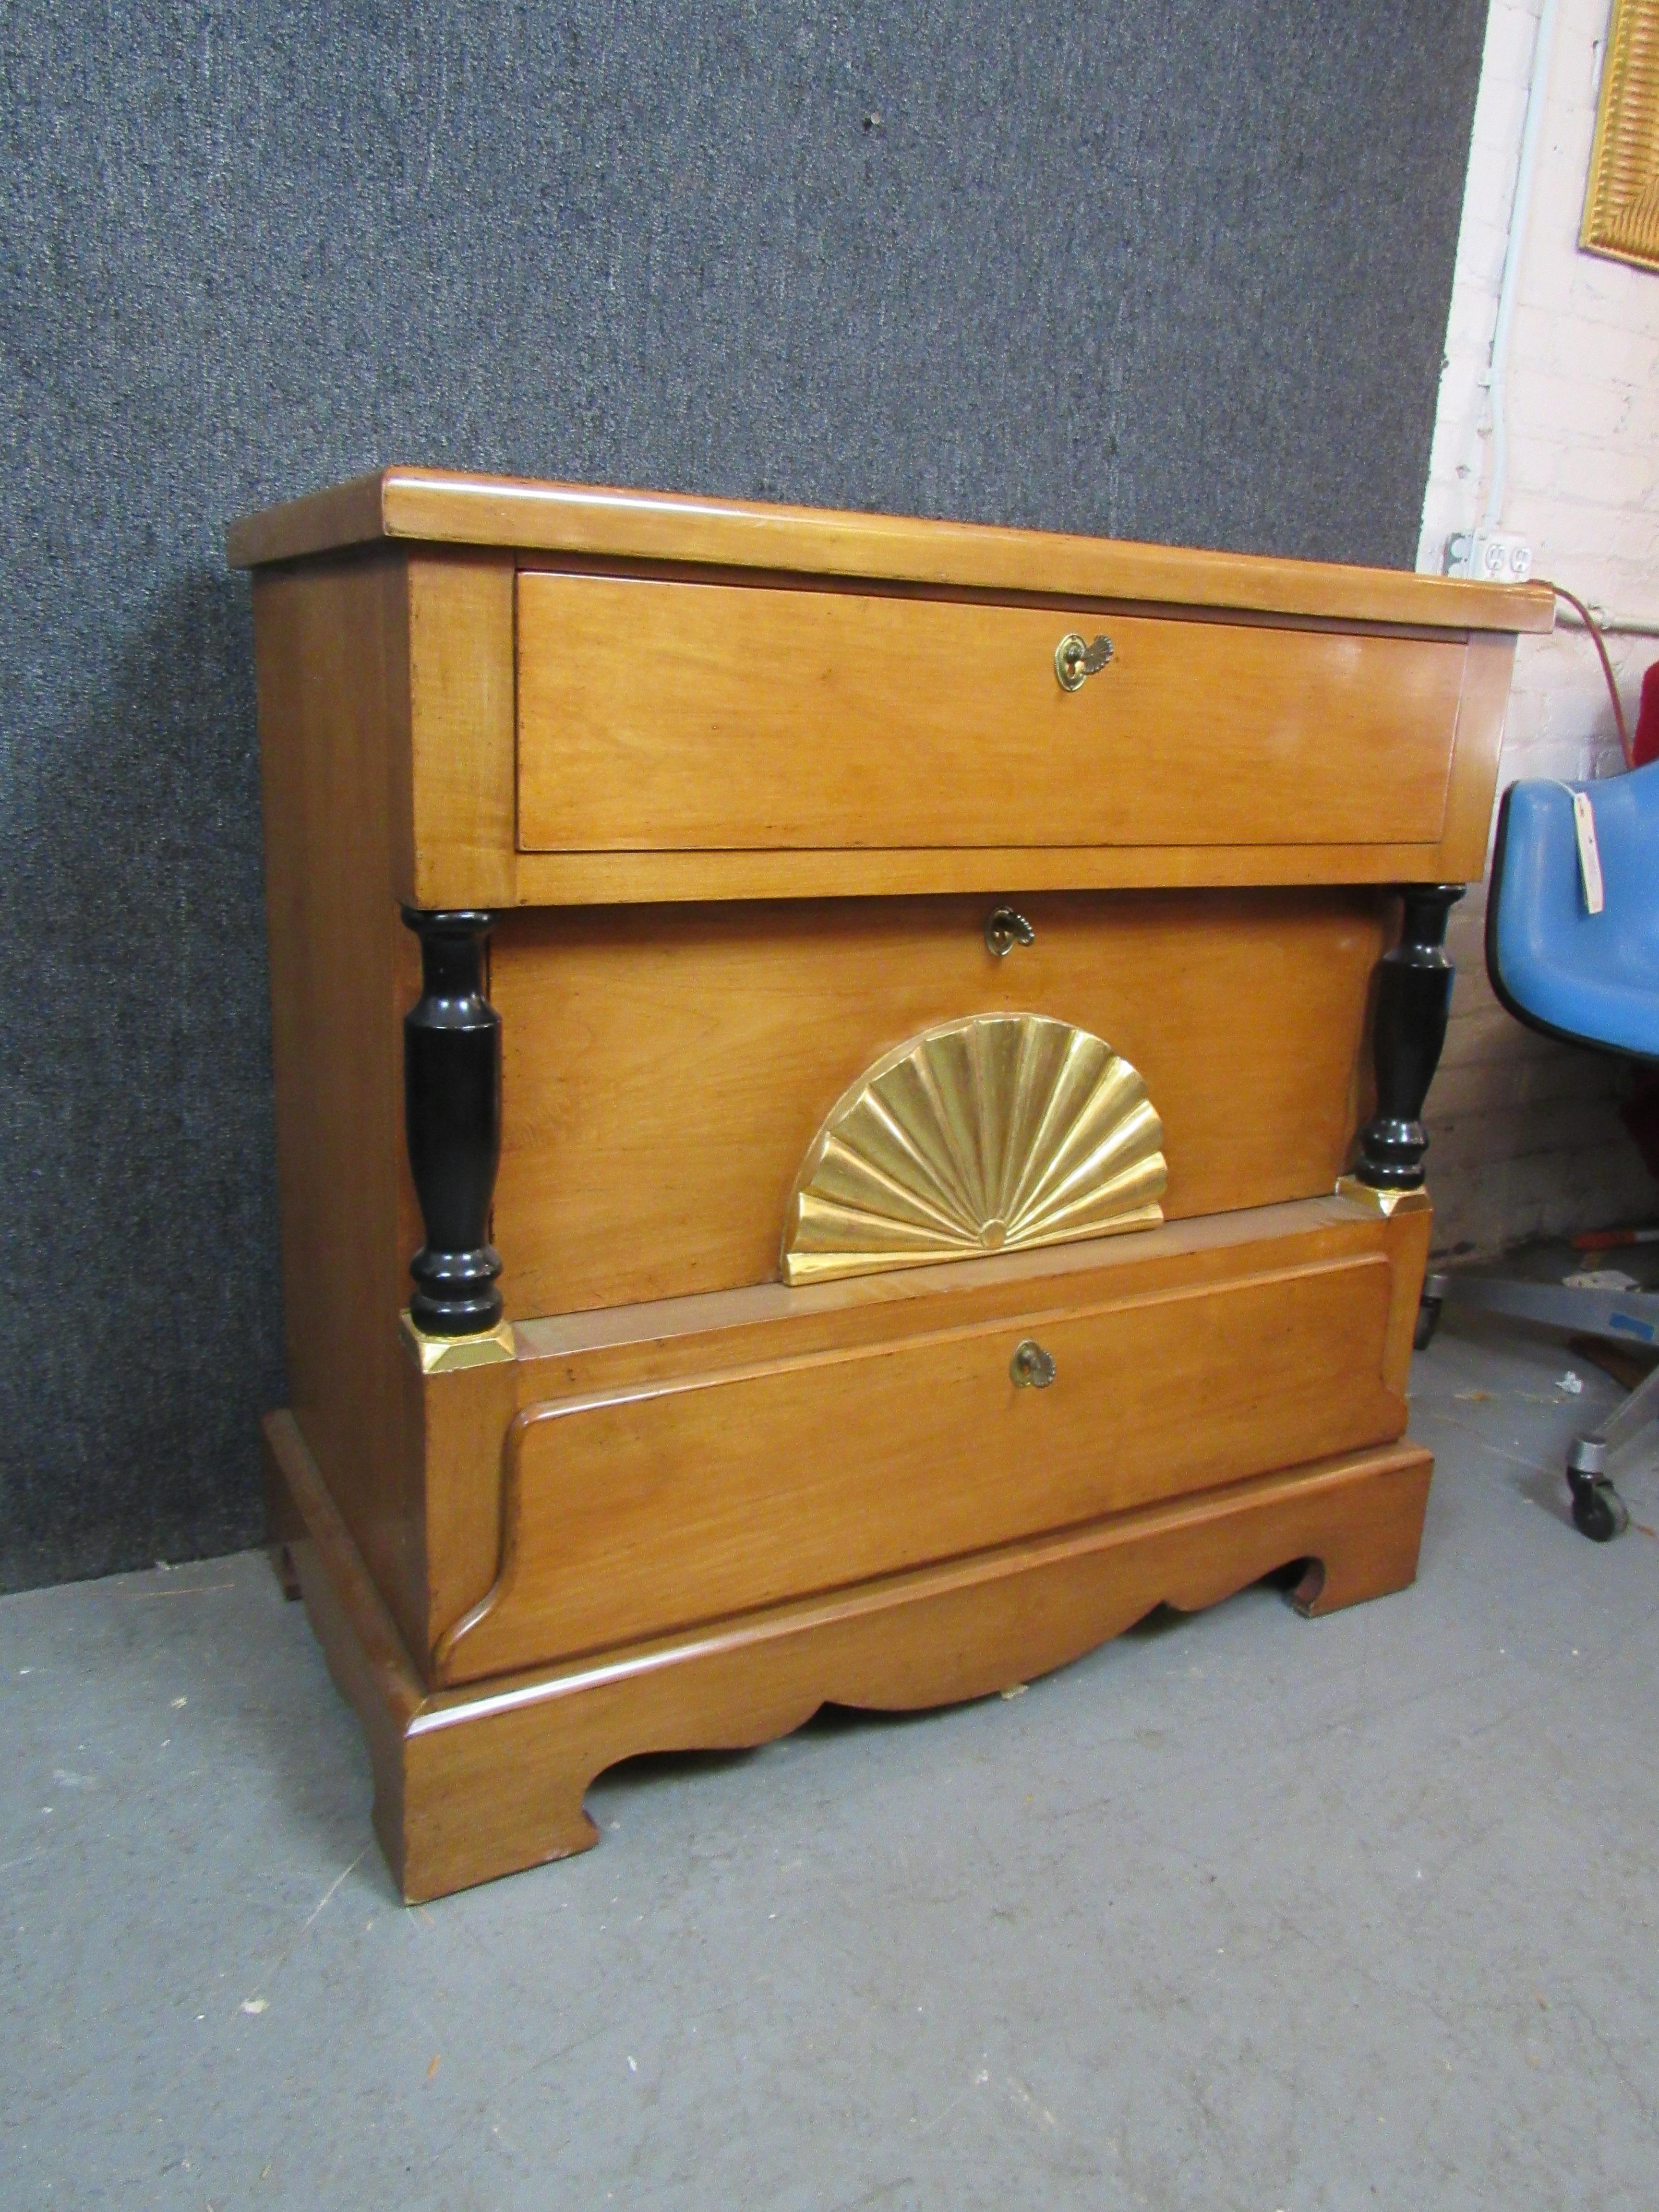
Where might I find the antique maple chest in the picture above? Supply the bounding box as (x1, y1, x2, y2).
(229, 469, 1551, 1899)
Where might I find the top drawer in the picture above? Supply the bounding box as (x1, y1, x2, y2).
(516, 572, 1468, 854)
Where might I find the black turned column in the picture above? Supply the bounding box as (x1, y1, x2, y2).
(1354, 884, 1465, 1191)
(401, 909, 504, 1335)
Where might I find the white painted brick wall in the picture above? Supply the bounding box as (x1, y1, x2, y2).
(1416, 0, 1659, 1255)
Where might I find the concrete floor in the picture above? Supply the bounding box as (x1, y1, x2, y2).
(5, 1313, 1659, 2212)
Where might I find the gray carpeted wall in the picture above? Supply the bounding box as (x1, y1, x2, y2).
(0, 1, 1488, 1590)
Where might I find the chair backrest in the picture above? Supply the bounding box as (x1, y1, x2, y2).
(1487, 764, 1659, 1062)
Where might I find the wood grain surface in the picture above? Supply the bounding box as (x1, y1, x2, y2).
(490, 888, 1387, 1317)
(399, 551, 517, 909)
(440, 1249, 1405, 1679)
(264, 1405, 1434, 1901)
(1436, 628, 1521, 878)
(253, 555, 428, 1655)
(228, 467, 1554, 637)
(243, 483, 1485, 1897)
(516, 573, 1468, 853)
(412, 1194, 1430, 1654)
(507, 838, 1482, 905)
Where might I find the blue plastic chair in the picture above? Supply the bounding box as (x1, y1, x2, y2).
(1424, 765, 1659, 1540)
(1488, 769, 1659, 1063)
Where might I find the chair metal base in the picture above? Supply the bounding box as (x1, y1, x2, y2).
(1419, 1270, 1651, 1540)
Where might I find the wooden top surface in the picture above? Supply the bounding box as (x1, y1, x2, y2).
(228, 467, 1553, 633)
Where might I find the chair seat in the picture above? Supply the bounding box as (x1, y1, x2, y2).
(1488, 765, 1659, 1062)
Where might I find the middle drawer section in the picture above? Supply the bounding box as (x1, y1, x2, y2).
(490, 887, 1385, 1318)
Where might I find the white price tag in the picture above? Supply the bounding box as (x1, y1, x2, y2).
(1572, 790, 1604, 915)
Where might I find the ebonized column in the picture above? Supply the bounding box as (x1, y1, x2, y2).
(1354, 884, 1464, 1191)
(401, 909, 504, 1335)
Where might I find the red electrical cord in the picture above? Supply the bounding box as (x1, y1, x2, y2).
(1536, 579, 1635, 769)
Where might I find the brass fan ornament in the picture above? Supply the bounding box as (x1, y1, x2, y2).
(781, 1013, 1166, 1286)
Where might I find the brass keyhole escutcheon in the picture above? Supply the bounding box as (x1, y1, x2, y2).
(1010, 1338, 1057, 1389)
(1055, 631, 1115, 691)
(985, 906, 1035, 958)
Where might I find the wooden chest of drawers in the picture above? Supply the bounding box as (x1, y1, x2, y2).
(231, 470, 1551, 1899)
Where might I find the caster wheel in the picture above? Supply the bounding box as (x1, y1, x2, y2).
(1568, 1471, 1629, 1543)
(1413, 1295, 1443, 1352)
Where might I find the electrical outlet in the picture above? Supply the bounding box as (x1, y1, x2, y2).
(1444, 530, 1534, 583)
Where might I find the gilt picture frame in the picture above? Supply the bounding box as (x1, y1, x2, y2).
(1582, 0, 1659, 270)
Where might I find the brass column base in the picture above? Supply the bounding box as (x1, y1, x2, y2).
(1334, 1174, 1433, 1220)
(399, 1312, 517, 1374)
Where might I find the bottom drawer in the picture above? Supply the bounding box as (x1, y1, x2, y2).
(439, 1234, 1410, 1679)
